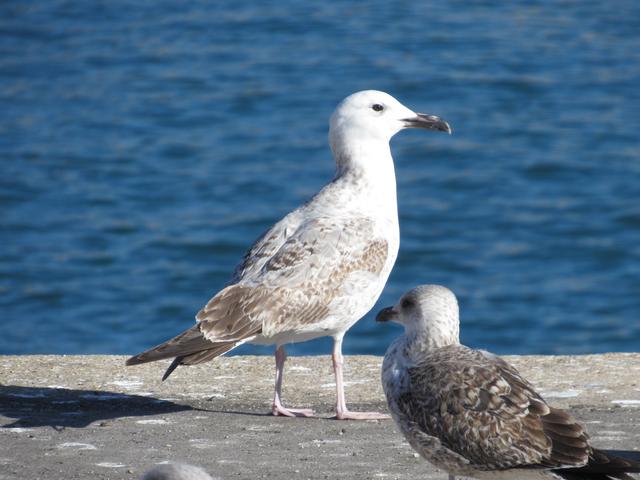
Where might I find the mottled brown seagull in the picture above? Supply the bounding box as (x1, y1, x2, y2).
(126, 91, 451, 419)
(378, 285, 640, 479)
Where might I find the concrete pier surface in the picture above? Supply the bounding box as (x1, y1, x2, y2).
(1, 354, 639, 479)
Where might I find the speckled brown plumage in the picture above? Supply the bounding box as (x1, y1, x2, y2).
(392, 345, 589, 471)
(127, 216, 390, 370)
(381, 284, 640, 479)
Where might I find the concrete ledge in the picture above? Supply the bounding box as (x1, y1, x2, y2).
(1, 354, 639, 479)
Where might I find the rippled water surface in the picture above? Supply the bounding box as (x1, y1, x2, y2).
(2, 1, 639, 356)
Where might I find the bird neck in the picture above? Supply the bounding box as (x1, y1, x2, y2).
(331, 135, 393, 174)
(403, 321, 460, 359)
(330, 137, 398, 215)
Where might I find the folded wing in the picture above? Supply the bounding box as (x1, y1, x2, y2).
(393, 346, 590, 471)
(127, 216, 388, 378)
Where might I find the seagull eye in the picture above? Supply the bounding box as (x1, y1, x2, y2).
(372, 104, 384, 112)
(401, 298, 414, 309)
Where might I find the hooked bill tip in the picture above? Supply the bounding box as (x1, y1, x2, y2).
(403, 113, 452, 134)
(375, 306, 396, 323)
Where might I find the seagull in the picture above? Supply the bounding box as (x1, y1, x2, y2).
(378, 285, 640, 479)
(141, 463, 215, 480)
(126, 90, 451, 420)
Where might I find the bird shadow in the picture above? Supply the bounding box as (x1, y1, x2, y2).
(0, 384, 192, 429)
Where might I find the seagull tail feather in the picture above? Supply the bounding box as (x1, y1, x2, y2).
(125, 325, 208, 366)
(125, 325, 244, 380)
(554, 449, 640, 480)
(126, 317, 262, 381)
(161, 343, 239, 381)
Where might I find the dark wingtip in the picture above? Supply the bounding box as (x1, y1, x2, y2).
(556, 449, 640, 480)
(162, 357, 182, 381)
(125, 355, 142, 366)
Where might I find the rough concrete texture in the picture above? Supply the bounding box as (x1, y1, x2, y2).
(1, 354, 639, 480)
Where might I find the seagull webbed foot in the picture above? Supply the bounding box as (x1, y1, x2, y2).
(333, 409, 390, 421)
(271, 403, 315, 418)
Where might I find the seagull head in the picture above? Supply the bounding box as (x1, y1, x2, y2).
(376, 284, 460, 348)
(329, 90, 451, 151)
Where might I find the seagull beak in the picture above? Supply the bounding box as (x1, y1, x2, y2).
(403, 113, 452, 134)
(375, 306, 397, 323)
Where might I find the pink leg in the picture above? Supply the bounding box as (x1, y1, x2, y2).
(332, 334, 390, 420)
(272, 345, 315, 417)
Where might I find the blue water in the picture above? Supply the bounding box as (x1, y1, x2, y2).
(1, 1, 639, 357)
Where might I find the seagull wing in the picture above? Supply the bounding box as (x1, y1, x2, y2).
(393, 345, 591, 471)
(230, 210, 304, 283)
(198, 216, 389, 338)
(126, 215, 388, 375)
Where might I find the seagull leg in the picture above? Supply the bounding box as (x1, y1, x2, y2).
(271, 345, 315, 417)
(332, 334, 390, 420)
